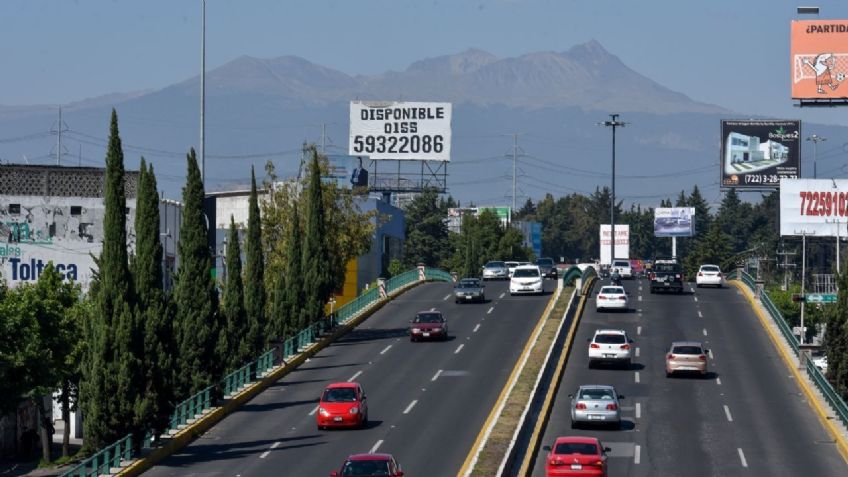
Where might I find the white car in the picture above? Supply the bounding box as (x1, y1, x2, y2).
(813, 355, 828, 373)
(611, 259, 632, 279)
(588, 329, 633, 368)
(505, 261, 519, 277)
(509, 265, 543, 295)
(596, 286, 628, 311)
(696, 264, 724, 287)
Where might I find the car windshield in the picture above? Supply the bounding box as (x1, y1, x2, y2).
(414, 313, 443, 323)
(485, 261, 505, 268)
(579, 389, 615, 400)
(701, 265, 720, 272)
(323, 388, 358, 402)
(513, 268, 540, 278)
(555, 442, 599, 455)
(594, 334, 626, 344)
(458, 280, 479, 288)
(672, 346, 703, 355)
(341, 460, 391, 476)
(536, 258, 554, 266)
(600, 287, 624, 294)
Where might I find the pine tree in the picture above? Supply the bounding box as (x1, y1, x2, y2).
(687, 185, 711, 237)
(825, 266, 848, 396)
(132, 160, 174, 437)
(301, 148, 333, 325)
(403, 188, 450, 268)
(243, 168, 265, 357)
(173, 149, 220, 396)
(219, 216, 248, 371)
(283, 202, 305, 332)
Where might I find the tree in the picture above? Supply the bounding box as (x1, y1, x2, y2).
(219, 216, 248, 371)
(243, 168, 265, 357)
(825, 266, 848, 396)
(497, 226, 532, 261)
(403, 188, 450, 268)
(282, 202, 305, 333)
(173, 149, 220, 396)
(301, 148, 335, 325)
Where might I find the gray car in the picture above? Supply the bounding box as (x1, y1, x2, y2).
(569, 385, 624, 429)
(482, 261, 509, 280)
(454, 278, 485, 303)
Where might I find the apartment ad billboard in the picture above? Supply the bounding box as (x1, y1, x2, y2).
(780, 178, 848, 237)
(720, 120, 801, 189)
(349, 101, 452, 161)
(654, 207, 695, 237)
(791, 20, 848, 100)
(599, 224, 629, 265)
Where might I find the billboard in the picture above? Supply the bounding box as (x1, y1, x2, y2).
(599, 224, 629, 265)
(720, 120, 801, 189)
(654, 207, 695, 237)
(446, 206, 511, 233)
(780, 178, 848, 237)
(325, 155, 369, 189)
(349, 101, 452, 161)
(791, 20, 848, 100)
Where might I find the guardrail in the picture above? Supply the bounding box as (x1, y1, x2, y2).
(729, 270, 848, 429)
(60, 266, 451, 476)
(560, 266, 582, 285)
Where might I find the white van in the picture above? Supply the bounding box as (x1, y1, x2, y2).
(611, 259, 632, 279)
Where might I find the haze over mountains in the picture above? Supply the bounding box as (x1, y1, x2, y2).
(1, 41, 844, 206)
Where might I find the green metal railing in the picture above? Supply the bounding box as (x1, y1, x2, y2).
(168, 386, 212, 430)
(59, 434, 132, 477)
(729, 269, 848, 428)
(386, 269, 420, 294)
(560, 266, 582, 285)
(424, 268, 453, 282)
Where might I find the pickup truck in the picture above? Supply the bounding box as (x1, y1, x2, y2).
(649, 261, 684, 294)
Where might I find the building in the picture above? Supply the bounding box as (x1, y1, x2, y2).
(725, 132, 789, 172)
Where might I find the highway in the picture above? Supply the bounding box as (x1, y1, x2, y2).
(142, 279, 554, 476)
(531, 278, 848, 476)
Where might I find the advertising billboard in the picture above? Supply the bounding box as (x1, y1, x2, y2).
(654, 207, 695, 237)
(325, 154, 370, 189)
(780, 178, 848, 237)
(599, 224, 629, 265)
(720, 120, 801, 189)
(791, 20, 848, 100)
(349, 101, 452, 161)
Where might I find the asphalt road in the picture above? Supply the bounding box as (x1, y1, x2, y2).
(142, 279, 554, 477)
(532, 278, 847, 477)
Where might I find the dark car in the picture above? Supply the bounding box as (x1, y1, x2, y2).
(649, 259, 683, 294)
(535, 257, 558, 279)
(330, 453, 404, 476)
(409, 310, 448, 342)
(454, 278, 485, 303)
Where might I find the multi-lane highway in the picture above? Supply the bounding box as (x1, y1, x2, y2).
(142, 279, 554, 476)
(532, 278, 847, 476)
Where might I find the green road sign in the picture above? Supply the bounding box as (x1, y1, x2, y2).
(805, 293, 837, 303)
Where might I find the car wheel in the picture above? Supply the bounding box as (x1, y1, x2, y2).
(361, 413, 368, 429)
(696, 284, 702, 288)
(625, 358, 632, 369)
(666, 371, 672, 378)
(588, 360, 595, 369)
(410, 337, 416, 342)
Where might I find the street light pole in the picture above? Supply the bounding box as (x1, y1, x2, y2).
(599, 114, 627, 267)
(200, 0, 206, 187)
(806, 134, 826, 179)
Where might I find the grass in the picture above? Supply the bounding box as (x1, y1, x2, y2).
(471, 285, 575, 476)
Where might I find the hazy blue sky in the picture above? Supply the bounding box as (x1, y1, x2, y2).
(1, 0, 847, 127)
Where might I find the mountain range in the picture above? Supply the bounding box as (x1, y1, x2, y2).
(1, 40, 844, 207)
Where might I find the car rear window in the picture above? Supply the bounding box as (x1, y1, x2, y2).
(613, 260, 630, 267)
(536, 258, 554, 266)
(458, 280, 479, 288)
(486, 261, 505, 268)
(555, 443, 598, 455)
(414, 313, 443, 323)
(672, 346, 703, 355)
(600, 287, 624, 294)
(342, 460, 390, 476)
(513, 268, 540, 278)
(701, 266, 720, 272)
(579, 389, 615, 400)
(594, 334, 626, 344)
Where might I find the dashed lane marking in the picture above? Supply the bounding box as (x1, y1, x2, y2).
(431, 369, 443, 381)
(260, 451, 270, 459)
(347, 370, 363, 382)
(308, 405, 319, 416)
(430, 307, 436, 311)
(638, 295, 643, 301)
(473, 324, 481, 333)
(455, 344, 465, 354)
(716, 377, 722, 385)
(738, 448, 748, 468)
(443, 294, 451, 301)
(724, 405, 734, 422)
(703, 328, 708, 336)
(403, 400, 418, 414)
(487, 307, 494, 314)
(698, 310, 703, 318)
(635, 347, 640, 358)
(636, 402, 641, 419)
(637, 326, 642, 336)
(271, 442, 281, 449)
(634, 445, 641, 464)
(370, 440, 384, 453)
(694, 296, 699, 302)
(380, 345, 392, 355)
(499, 292, 505, 299)
(635, 371, 640, 383)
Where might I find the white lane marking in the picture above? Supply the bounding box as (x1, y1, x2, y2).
(403, 400, 418, 414)
(370, 440, 384, 453)
(716, 377, 722, 385)
(694, 296, 699, 302)
(309, 405, 319, 416)
(430, 307, 436, 311)
(703, 328, 708, 336)
(634, 445, 641, 464)
(636, 402, 641, 419)
(443, 294, 451, 301)
(347, 370, 363, 382)
(260, 451, 270, 459)
(709, 349, 715, 359)
(637, 326, 642, 336)
(380, 345, 392, 355)
(698, 310, 703, 318)
(635, 347, 640, 357)
(638, 295, 643, 301)
(455, 344, 465, 354)
(638, 286, 643, 291)
(473, 323, 481, 333)
(487, 307, 494, 314)
(738, 448, 748, 468)
(724, 405, 733, 422)
(499, 292, 505, 299)
(690, 286, 695, 292)
(271, 442, 281, 449)
(635, 371, 640, 383)
(431, 369, 443, 381)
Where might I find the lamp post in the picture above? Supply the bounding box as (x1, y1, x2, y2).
(200, 0, 206, 186)
(806, 134, 826, 179)
(599, 114, 627, 269)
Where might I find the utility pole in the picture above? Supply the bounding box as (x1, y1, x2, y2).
(52, 107, 68, 165)
(806, 133, 826, 179)
(200, 0, 206, 186)
(321, 123, 326, 156)
(512, 133, 518, 213)
(599, 114, 627, 267)
(801, 232, 807, 344)
(777, 245, 797, 291)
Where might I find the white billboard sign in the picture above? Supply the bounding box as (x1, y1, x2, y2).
(654, 207, 695, 237)
(349, 101, 452, 161)
(780, 178, 848, 237)
(600, 224, 630, 265)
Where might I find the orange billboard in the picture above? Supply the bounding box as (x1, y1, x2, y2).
(791, 20, 848, 100)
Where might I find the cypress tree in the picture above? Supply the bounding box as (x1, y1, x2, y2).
(301, 148, 333, 325)
(243, 168, 265, 356)
(133, 160, 174, 437)
(283, 202, 304, 332)
(219, 216, 248, 371)
(81, 109, 140, 449)
(173, 149, 220, 396)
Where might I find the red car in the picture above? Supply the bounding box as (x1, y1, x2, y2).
(409, 310, 448, 342)
(544, 436, 610, 476)
(316, 382, 368, 430)
(329, 453, 404, 476)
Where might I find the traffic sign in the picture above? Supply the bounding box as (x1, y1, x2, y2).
(805, 293, 837, 304)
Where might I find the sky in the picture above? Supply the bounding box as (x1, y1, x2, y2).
(2, 0, 848, 128)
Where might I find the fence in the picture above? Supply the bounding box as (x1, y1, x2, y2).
(729, 270, 848, 429)
(60, 266, 451, 477)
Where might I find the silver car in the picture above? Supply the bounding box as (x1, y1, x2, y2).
(569, 385, 624, 429)
(482, 261, 508, 280)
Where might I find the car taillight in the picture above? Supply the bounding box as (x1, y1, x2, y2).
(668, 354, 676, 360)
(698, 272, 703, 277)
(699, 355, 707, 361)
(617, 295, 626, 300)
(718, 273, 723, 277)
(590, 343, 600, 349)
(598, 295, 607, 300)
(620, 344, 630, 350)
(575, 403, 587, 410)
(594, 460, 604, 466)
(606, 403, 617, 410)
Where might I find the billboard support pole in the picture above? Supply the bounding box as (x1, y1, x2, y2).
(800, 231, 806, 345)
(672, 236, 677, 260)
(600, 114, 626, 265)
